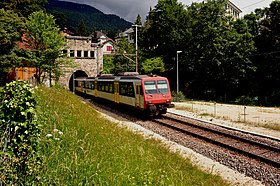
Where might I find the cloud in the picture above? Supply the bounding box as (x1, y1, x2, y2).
(61, 0, 274, 23)
(62, 0, 158, 22)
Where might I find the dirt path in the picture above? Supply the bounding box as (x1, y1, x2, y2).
(170, 101, 280, 138)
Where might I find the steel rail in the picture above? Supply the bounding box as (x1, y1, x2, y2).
(152, 115, 280, 168)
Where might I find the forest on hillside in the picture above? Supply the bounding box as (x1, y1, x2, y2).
(45, 0, 132, 36)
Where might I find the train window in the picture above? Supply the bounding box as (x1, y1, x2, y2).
(144, 81, 157, 94)
(109, 83, 114, 93)
(105, 84, 109, 92)
(97, 82, 103, 91)
(157, 80, 169, 94)
(88, 82, 94, 89)
(101, 83, 105, 91)
(97, 81, 114, 93)
(78, 81, 85, 88)
(119, 82, 135, 97)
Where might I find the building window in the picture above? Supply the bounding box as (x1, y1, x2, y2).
(77, 50, 82, 57)
(70, 50, 74, 57)
(90, 51, 95, 58)
(84, 51, 88, 58)
(107, 46, 112, 51)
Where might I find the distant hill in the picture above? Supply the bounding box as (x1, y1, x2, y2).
(46, 0, 132, 35)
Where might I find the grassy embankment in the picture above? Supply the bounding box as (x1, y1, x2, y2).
(36, 86, 229, 185)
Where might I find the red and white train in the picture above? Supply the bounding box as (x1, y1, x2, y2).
(74, 72, 174, 116)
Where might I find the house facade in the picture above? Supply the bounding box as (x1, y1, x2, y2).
(225, 0, 242, 19)
(116, 27, 134, 44)
(98, 35, 114, 55)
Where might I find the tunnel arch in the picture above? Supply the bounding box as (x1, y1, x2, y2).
(69, 70, 88, 92)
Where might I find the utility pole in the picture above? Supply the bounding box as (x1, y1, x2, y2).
(132, 24, 141, 72)
(176, 51, 182, 94)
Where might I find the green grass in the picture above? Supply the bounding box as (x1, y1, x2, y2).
(36, 86, 229, 185)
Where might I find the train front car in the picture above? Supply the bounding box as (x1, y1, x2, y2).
(142, 76, 174, 116)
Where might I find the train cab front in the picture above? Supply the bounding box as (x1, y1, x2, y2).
(143, 78, 174, 116)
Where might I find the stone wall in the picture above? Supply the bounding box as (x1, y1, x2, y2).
(58, 36, 103, 89)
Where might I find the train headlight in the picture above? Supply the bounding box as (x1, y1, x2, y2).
(148, 101, 152, 104)
(166, 99, 170, 102)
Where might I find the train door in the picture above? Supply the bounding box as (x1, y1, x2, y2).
(135, 84, 141, 107)
(94, 81, 98, 97)
(114, 82, 119, 103)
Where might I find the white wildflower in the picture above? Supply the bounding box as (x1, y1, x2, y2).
(46, 134, 52, 137)
(54, 138, 60, 141)
(54, 129, 59, 133)
(58, 131, 63, 135)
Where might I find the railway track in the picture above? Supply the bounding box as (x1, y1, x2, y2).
(152, 113, 280, 168)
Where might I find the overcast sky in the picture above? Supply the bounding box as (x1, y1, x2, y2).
(62, 0, 274, 22)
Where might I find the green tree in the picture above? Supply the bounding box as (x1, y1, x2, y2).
(77, 20, 89, 36)
(141, 0, 255, 102)
(247, 0, 280, 105)
(0, 0, 46, 17)
(0, 9, 24, 71)
(112, 38, 136, 74)
(103, 55, 115, 74)
(135, 14, 142, 26)
(23, 11, 69, 84)
(140, 57, 165, 74)
(50, 11, 67, 30)
(184, 0, 255, 100)
(141, 0, 189, 69)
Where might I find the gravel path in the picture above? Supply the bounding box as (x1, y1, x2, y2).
(172, 101, 280, 139)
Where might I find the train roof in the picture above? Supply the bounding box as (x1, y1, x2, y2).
(74, 77, 87, 81)
(74, 73, 168, 81)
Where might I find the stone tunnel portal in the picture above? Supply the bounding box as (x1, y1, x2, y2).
(69, 70, 88, 92)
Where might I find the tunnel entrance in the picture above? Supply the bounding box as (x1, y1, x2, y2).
(69, 70, 88, 92)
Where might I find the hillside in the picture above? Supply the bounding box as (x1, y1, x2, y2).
(46, 0, 132, 35)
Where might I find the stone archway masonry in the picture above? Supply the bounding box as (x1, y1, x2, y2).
(58, 36, 103, 89)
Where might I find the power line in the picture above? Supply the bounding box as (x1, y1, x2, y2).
(249, 50, 280, 57)
(241, 0, 268, 10)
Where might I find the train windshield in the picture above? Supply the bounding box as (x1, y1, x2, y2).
(144, 81, 157, 94)
(144, 80, 169, 94)
(157, 80, 169, 94)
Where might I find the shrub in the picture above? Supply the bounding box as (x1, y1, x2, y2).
(0, 81, 43, 185)
(172, 91, 186, 102)
(234, 95, 257, 106)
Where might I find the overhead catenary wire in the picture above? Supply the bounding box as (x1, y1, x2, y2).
(241, 0, 269, 10)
